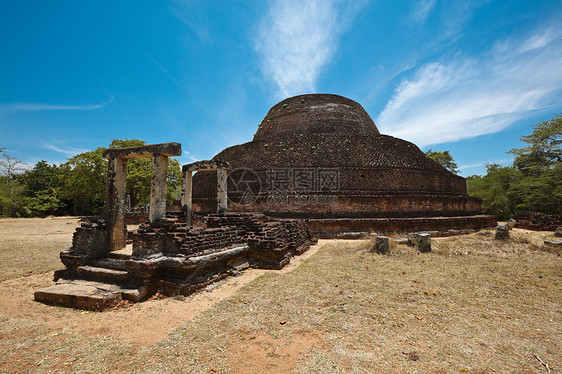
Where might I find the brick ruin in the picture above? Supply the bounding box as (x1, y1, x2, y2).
(35, 143, 316, 311)
(191, 94, 496, 236)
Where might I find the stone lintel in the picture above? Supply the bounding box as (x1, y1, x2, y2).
(182, 160, 231, 173)
(103, 142, 181, 160)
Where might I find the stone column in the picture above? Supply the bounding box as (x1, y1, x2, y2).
(104, 157, 128, 251)
(181, 170, 193, 225)
(217, 167, 228, 213)
(375, 236, 389, 254)
(149, 153, 168, 223)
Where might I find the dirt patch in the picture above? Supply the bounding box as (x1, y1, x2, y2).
(225, 329, 324, 373)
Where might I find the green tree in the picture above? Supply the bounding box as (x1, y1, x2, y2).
(467, 113, 562, 218)
(509, 113, 561, 175)
(466, 164, 522, 220)
(425, 149, 459, 174)
(17, 161, 64, 216)
(0, 151, 28, 217)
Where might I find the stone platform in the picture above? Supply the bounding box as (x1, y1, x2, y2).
(307, 215, 497, 238)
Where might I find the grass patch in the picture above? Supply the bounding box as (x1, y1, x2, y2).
(0, 217, 79, 281)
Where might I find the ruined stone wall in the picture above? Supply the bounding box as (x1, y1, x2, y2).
(512, 211, 562, 231)
(308, 215, 497, 237)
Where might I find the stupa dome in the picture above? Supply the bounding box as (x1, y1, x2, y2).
(191, 94, 493, 234)
(254, 94, 380, 140)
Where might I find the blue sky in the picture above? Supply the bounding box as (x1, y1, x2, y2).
(1, 0, 561, 176)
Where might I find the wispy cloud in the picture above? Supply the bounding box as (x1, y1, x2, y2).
(459, 158, 513, 170)
(254, 0, 365, 98)
(170, 0, 210, 40)
(0, 96, 114, 115)
(410, 0, 437, 23)
(44, 144, 90, 156)
(376, 23, 562, 147)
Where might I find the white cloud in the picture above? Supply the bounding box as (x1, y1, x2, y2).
(410, 0, 437, 23)
(0, 96, 114, 116)
(376, 24, 562, 147)
(459, 158, 513, 170)
(44, 144, 89, 156)
(254, 0, 364, 98)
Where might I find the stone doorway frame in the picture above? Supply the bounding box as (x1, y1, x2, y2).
(102, 142, 182, 251)
(181, 160, 231, 225)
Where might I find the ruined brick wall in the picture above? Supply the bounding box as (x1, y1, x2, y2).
(129, 213, 316, 269)
(308, 215, 497, 237)
(512, 211, 562, 231)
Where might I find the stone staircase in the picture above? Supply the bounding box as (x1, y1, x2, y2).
(34, 250, 146, 311)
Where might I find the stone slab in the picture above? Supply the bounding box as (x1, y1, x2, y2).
(183, 160, 231, 172)
(102, 142, 181, 160)
(34, 282, 122, 311)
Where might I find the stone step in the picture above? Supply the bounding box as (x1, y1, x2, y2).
(89, 258, 128, 271)
(78, 265, 130, 285)
(56, 279, 143, 302)
(34, 279, 143, 311)
(107, 252, 130, 261)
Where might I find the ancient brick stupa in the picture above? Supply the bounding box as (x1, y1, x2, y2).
(192, 94, 495, 236)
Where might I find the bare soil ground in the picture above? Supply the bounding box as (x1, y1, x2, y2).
(0, 218, 560, 373)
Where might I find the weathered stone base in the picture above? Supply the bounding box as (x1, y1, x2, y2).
(35, 213, 317, 311)
(308, 215, 496, 238)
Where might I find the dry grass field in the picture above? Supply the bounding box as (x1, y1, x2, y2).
(0, 218, 560, 373)
(0, 217, 80, 281)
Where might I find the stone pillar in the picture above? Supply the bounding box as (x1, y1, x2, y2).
(104, 157, 128, 251)
(375, 236, 389, 254)
(149, 153, 168, 223)
(506, 218, 516, 230)
(217, 167, 228, 214)
(182, 171, 193, 225)
(495, 225, 509, 240)
(418, 233, 432, 252)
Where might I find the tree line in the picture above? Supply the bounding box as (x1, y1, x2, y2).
(0, 139, 181, 217)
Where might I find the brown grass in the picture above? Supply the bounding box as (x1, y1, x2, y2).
(0, 220, 560, 373)
(0, 217, 79, 281)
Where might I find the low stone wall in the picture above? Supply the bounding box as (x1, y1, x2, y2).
(307, 215, 497, 238)
(512, 211, 562, 231)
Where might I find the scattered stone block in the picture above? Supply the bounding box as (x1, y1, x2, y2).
(375, 236, 389, 254)
(544, 239, 562, 246)
(393, 237, 409, 245)
(417, 233, 431, 253)
(506, 218, 516, 230)
(495, 225, 509, 240)
(555, 227, 562, 237)
(407, 233, 420, 246)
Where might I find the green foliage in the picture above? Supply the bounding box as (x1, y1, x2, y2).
(508, 113, 561, 174)
(425, 149, 459, 174)
(468, 113, 562, 219)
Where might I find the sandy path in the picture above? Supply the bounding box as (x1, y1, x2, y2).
(0, 240, 333, 348)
